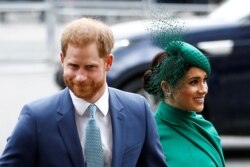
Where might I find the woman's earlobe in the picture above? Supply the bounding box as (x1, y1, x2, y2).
(161, 81, 169, 91)
(161, 81, 171, 99)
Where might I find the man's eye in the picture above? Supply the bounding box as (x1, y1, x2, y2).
(68, 64, 78, 69)
(86, 65, 95, 69)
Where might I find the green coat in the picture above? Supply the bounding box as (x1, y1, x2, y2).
(155, 102, 225, 167)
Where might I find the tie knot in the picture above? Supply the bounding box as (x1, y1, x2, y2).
(88, 104, 96, 119)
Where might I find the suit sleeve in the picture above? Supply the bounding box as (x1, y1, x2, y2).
(136, 99, 168, 167)
(0, 105, 37, 167)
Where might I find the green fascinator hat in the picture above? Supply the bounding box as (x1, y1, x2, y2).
(144, 15, 211, 99)
(144, 41, 211, 99)
(159, 40, 211, 87)
(166, 41, 211, 75)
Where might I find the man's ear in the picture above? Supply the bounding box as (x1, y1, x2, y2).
(60, 52, 64, 65)
(105, 54, 113, 71)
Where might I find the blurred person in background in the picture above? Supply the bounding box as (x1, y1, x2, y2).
(0, 17, 167, 167)
(143, 41, 225, 167)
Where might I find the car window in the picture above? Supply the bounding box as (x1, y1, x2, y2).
(208, 0, 250, 22)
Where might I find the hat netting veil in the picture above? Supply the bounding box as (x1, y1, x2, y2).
(143, 10, 211, 99)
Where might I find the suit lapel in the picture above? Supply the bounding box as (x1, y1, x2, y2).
(109, 88, 125, 167)
(57, 88, 84, 167)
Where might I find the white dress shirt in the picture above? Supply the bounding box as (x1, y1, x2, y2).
(69, 85, 112, 167)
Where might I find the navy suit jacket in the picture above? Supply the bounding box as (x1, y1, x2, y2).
(0, 87, 167, 167)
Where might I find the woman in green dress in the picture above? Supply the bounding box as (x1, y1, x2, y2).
(143, 41, 225, 167)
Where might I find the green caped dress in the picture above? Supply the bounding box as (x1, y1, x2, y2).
(154, 102, 225, 167)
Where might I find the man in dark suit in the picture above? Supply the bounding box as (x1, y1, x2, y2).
(0, 17, 167, 167)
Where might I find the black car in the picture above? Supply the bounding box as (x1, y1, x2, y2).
(55, 0, 250, 136)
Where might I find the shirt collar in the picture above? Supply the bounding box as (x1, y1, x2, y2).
(69, 84, 109, 117)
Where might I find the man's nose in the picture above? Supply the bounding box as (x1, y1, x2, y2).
(75, 70, 87, 81)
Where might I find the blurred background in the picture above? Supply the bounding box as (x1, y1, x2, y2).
(0, 0, 250, 166)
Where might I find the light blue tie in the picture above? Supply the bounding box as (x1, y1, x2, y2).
(85, 104, 104, 167)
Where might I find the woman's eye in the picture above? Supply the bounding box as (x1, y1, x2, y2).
(204, 77, 208, 83)
(190, 80, 198, 85)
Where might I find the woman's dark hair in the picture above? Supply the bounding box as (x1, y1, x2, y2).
(143, 50, 191, 99)
(143, 51, 168, 96)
